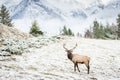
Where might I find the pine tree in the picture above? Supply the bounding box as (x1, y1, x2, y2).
(61, 26, 74, 36)
(61, 26, 68, 35)
(93, 19, 100, 38)
(0, 5, 13, 27)
(99, 23, 105, 38)
(84, 29, 91, 38)
(111, 23, 118, 39)
(68, 28, 74, 36)
(62, 26, 68, 35)
(30, 20, 43, 37)
(105, 23, 111, 34)
(117, 14, 120, 38)
(111, 23, 117, 34)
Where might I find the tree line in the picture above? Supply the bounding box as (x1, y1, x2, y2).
(84, 17, 120, 39)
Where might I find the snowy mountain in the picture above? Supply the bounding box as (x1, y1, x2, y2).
(0, 0, 120, 35)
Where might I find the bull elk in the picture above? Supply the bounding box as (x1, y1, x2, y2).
(63, 43, 90, 74)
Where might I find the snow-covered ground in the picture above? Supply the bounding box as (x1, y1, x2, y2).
(0, 37, 120, 80)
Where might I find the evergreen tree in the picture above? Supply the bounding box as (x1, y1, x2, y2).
(84, 29, 92, 38)
(111, 23, 118, 39)
(62, 26, 68, 35)
(61, 26, 74, 36)
(92, 20, 107, 39)
(68, 28, 74, 36)
(93, 19, 100, 38)
(0, 5, 13, 27)
(111, 23, 117, 33)
(30, 20, 43, 37)
(99, 23, 105, 38)
(105, 23, 111, 34)
(117, 14, 120, 38)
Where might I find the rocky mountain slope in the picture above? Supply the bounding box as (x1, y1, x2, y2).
(0, 23, 32, 40)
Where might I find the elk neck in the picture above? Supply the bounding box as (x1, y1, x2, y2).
(67, 52, 73, 60)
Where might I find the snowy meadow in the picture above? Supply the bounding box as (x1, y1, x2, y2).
(0, 36, 120, 80)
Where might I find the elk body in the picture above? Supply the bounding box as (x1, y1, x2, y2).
(63, 43, 90, 74)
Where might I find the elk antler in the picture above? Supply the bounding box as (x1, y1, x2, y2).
(63, 43, 68, 50)
(70, 43, 77, 51)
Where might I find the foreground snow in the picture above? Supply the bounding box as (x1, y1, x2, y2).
(0, 37, 120, 80)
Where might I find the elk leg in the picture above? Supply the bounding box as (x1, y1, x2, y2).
(88, 61, 90, 74)
(85, 62, 90, 74)
(76, 63, 80, 72)
(88, 65, 90, 74)
(74, 63, 77, 72)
